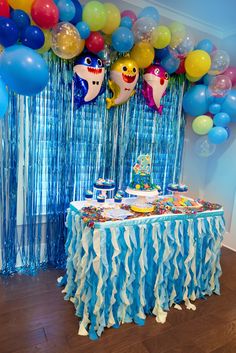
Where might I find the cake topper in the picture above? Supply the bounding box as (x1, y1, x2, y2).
(106, 56, 139, 109)
(73, 52, 105, 108)
(142, 63, 169, 114)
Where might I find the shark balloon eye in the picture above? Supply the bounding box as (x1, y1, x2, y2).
(133, 68, 136, 73)
(154, 68, 160, 75)
(123, 66, 127, 71)
(165, 72, 169, 79)
(85, 57, 92, 65)
(97, 59, 102, 67)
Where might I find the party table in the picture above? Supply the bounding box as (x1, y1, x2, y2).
(59, 199, 225, 340)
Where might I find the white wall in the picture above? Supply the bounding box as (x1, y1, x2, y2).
(182, 118, 236, 250)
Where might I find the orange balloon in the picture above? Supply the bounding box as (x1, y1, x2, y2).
(8, 0, 34, 13)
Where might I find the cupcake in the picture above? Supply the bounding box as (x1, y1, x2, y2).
(167, 183, 179, 192)
(117, 189, 124, 197)
(85, 190, 93, 200)
(97, 194, 105, 203)
(177, 184, 188, 192)
(114, 194, 122, 203)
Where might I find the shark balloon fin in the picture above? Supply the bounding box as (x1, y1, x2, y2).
(106, 80, 121, 109)
(73, 74, 88, 108)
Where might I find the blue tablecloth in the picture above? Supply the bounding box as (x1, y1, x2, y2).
(60, 202, 225, 339)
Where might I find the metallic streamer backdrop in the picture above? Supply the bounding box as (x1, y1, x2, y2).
(0, 52, 186, 274)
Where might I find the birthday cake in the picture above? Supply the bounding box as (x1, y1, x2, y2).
(128, 154, 160, 191)
(94, 178, 115, 190)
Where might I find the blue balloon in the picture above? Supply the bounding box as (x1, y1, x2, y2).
(213, 112, 231, 127)
(208, 127, 228, 144)
(57, 0, 76, 22)
(0, 78, 8, 118)
(0, 45, 49, 96)
(183, 85, 212, 117)
(70, 0, 82, 24)
(21, 25, 45, 50)
(160, 53, 180, 74)
(155, 47, 170, 60)
(221, 89, 236, 122)
(196, 39, 214, 54)
(0, 18, 19, 47)
(225, 126, 230, 139)
(138, 6, 160, 24)
(112, 27, 134, 53)
(11, 10, 30, 30)
(203, 74, 212, 86)
(120, 16, 133, 29)
(209, 103, 221, 114)
(76, 21, 90, 39)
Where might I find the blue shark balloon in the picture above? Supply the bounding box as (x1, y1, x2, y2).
(73, 52, 105, 108)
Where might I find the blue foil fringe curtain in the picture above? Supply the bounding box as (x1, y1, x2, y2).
(0, 52, 186, 275)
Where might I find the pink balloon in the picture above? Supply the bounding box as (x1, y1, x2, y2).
(142, 64, 169, 114)
(121, 10, 137, 24)
(223, 66, 236, 86)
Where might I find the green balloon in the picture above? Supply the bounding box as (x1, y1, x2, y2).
(82, 1, 107, 31)
(192, 115, 213, 135)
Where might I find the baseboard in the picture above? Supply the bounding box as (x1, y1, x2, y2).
(222, 244, 236, 252)
(222, 230, 236, 251)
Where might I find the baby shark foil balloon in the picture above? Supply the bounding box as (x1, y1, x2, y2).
(106, 57, 139, 109)
(142, 64, 169, 114)
(73, 52, 105, 108)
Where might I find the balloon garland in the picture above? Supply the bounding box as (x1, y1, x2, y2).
(0, 0, 235, 155)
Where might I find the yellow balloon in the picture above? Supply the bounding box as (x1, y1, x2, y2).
(186, 73, 202, 82)
(0, 45, 3, 54)
(151, 26, 171, 49)
(51, 23, 85, 60)
(169, 21, 186, 49)
(185, 50, 211, 78)
(130, 42, 155, 69)
(102, 3, 121, 35)
(38, 30, 52, 54)
(8, 0, 34, 13)
(192, 115, 213, 135)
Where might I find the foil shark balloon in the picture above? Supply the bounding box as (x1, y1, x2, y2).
(142, 64, 169, 114)
(73, 52, 105, 108)
(106, 57, 139, 109)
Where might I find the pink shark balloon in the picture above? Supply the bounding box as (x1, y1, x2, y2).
(142, 64, 169, 114)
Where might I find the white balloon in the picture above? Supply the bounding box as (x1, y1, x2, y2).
(194, 136, 216, 158)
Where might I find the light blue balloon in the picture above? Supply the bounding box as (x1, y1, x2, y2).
(208, 127, 228, 144)
(112, 27, 134, 53)
(209, 103, 221, 114)
(213, 112, 231, 127)
(57, 0, 76, 22)
(160, 53, 180, 74)
(0, 45, 49, 96)
(0, 78, 8, 118)
(138, 6, 160, 24)
(76, 21, 90, 39)
(183, 85, 212, 117)
(120, 16, 133, 29)
(196, 39, 214, 54)
(221, 89, 236, 122)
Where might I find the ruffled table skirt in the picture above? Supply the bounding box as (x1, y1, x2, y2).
(59, 204, 225, 339)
